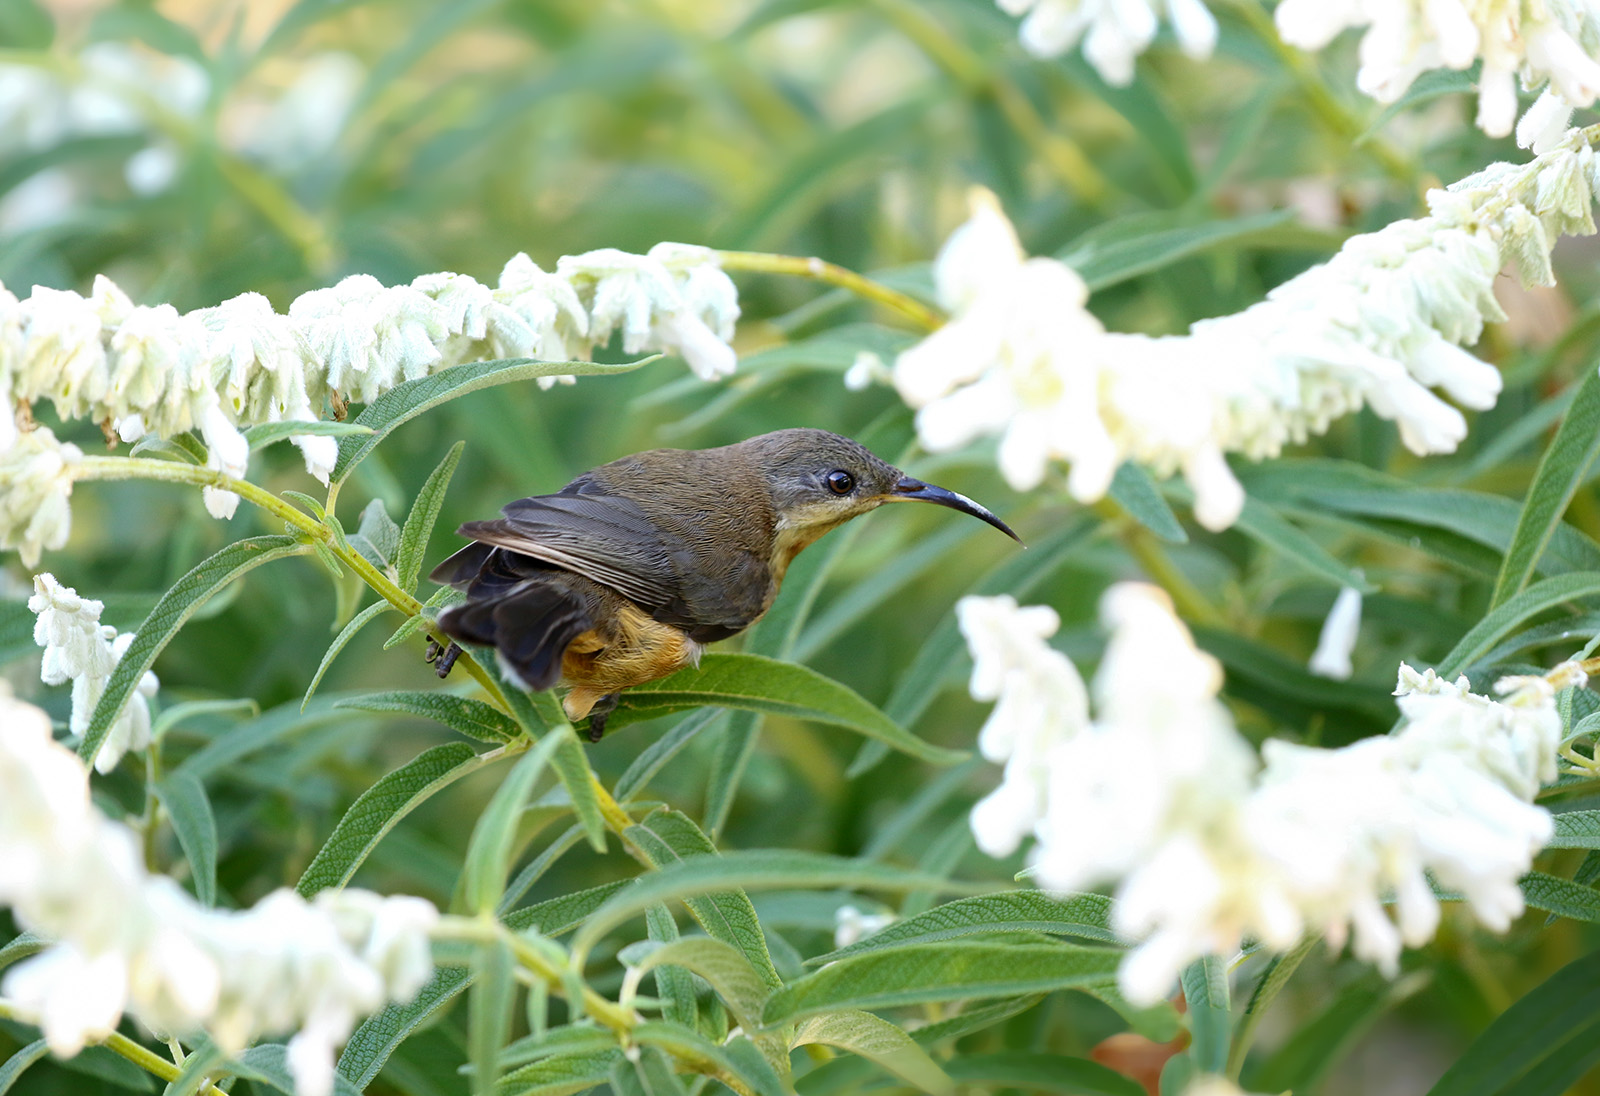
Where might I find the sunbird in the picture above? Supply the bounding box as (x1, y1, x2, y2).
(428, 428, 1019, 739)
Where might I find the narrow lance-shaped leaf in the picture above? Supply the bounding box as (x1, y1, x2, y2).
(793, 1010, 955, 1096)
(548, 728, 608, 852)
(154, 771, 218, 907)
(1181, 955, 1231, 1075)
(303, 600, 397, 708)
(1437, 572, 1600, 677)
(330, 356, 655, 485)
(631, 937, 770, 1033)
(338, 968, 472, 1089)
(463, 733, 566, 914)
(606, 653, 966, 764)
(334, 691, 520, 743)
(809, 890, 1118, 965)
(631, 1022, 788, 1096)
(397, 440, 464, 592)
(470, 938, 516, 1096)
(495, 1049, 623, 1096)
(296, 742, 481, 897)
(1494, 366, 1600, 606)
(81, 536, 306, 768)
(609, 1047, 688, 1096)
(764, 943, 1122, 1023)
(242, 419, 374, 450)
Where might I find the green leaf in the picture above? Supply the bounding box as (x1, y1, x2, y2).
(154, 771, 218, 907)
(505, 880, 631, 936)
(0, 931, 47, 974)
(1425, 948, 1600, 1096)
(335, 691, 521, 743)
(463, 734, 565, 914)
(1181, 956, 1230, 1075)
(793, 1010, 954, 1096)
(1520, 871, 1600, 922)
(128, 435, 204, 464)
(1247, 972, 1427, 1093)
(502, 1028, 620, 1071)
(1357, 67, 1477, 143)
(632, 938, 770, 1032)
(614, 709, 723, 803)
(0, 1040, 48, 1096)
(908, 996, 1044, 1047)
(231, 1045, 363, 1096)
(809, 891, 1117, 965)
(350, 499, 402, 570)
(1229, 494, 1375, 592)
(609, 1047, 688, 1096)
(942, 1052, 1143, 1096)
(621, 809, 782, 990)
(605, 653, 966, 765)
(1228, 936, 1316, 1078)
(500, 825, 590, 915)
(495, 1048, 623, 1096)
(330, 357, 653, 485)
(397, 441, 465, 592)
(632, 1022, 788, 1096)
(303, 600, 397, 708)
(645, 905, 697, 1028)
(297, 742, 482, 896)
(242, 419, 374, 450)
(1493, 368, 1600, 606)
(1059, 210, 1299, 291)
(161, 1041, 223, 1096)
(763, 943, 1121, 1023)
(80, 536, 306, 769)
(1548, 811, 1600, 848)
(339, 968, 472, 1089)
(1108, 462, 1187, 544)
(1437, 573, 1600, 677)
(471, 938, 516, 1096)
(549, 728, 608, 853)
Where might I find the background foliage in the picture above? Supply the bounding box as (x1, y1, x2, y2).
(3, 0, 1600, 1093)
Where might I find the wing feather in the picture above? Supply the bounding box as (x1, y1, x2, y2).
(454, 492, 684, 610)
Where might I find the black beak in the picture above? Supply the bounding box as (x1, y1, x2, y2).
(888, 476, 1022, 543)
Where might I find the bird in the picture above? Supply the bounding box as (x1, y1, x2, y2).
(426, 427, 1019, 740)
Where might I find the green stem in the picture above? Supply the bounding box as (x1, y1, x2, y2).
(1093, 498, 1225, 628)
(432, 916, 637, 1035)
(868, 0, 1111, 205)
(1220, 0, 1417, 185)
(0, 1000, 227, 1096)
(714, 251, 944, 331)
(70, 455, 643, 841)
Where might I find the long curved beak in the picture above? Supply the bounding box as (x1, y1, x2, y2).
(887, 476, 1022, 544)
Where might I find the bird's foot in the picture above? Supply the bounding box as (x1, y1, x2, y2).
(426, 639, 463, 679)
(585, 693, 620, 743)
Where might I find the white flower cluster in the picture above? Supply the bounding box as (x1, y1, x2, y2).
(895, 138, 1600, 529)
(0, 685, 438, 1096)
(1275, 0, 1600, 141)
(0, 242, 739, 544)
(961, 586, 1573, 1005)
(0, 43, 208, 206)
(29, 573, 157, 774)
(994, 0, 1218, 85)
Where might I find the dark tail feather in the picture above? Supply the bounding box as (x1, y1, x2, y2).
(429, 541, 496, 588)
(436, 578, 593, 692)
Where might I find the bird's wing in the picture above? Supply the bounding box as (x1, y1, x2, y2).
(453, 492, 684, 611)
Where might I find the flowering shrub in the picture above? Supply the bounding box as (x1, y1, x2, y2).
(6, 3, 1600, 1096)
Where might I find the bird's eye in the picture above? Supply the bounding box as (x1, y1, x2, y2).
(826, 470, 856, 495)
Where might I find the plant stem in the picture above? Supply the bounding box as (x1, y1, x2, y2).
(0, 1000, 228, 1096)
(70, 455, 643, 840)
(715, 251, 944, 331)
(867, 0, 1111, 205)
(1093, 498, 1225, 628)
(1219, 0, 1418, 185)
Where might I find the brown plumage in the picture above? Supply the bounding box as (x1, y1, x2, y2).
(428, 428, 1018, 739)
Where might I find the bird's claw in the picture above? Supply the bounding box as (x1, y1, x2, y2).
(426, 639, 463, 679)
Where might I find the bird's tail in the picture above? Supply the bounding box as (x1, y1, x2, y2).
(436, 576, 594, 692)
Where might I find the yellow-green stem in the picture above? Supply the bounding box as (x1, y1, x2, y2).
(868, 0, 1111, 205)
(70, 456, 642, 841)
(0, 1000, 228, 1096)
(715, 251, 944, 331)
(1093, 498, 1225, 628)
(1220, 0, 1418, 186)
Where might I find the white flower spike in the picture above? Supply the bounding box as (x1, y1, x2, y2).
(964, 584, 1578, 1004)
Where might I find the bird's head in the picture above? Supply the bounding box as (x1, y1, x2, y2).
(741, 429, 1020, 566)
